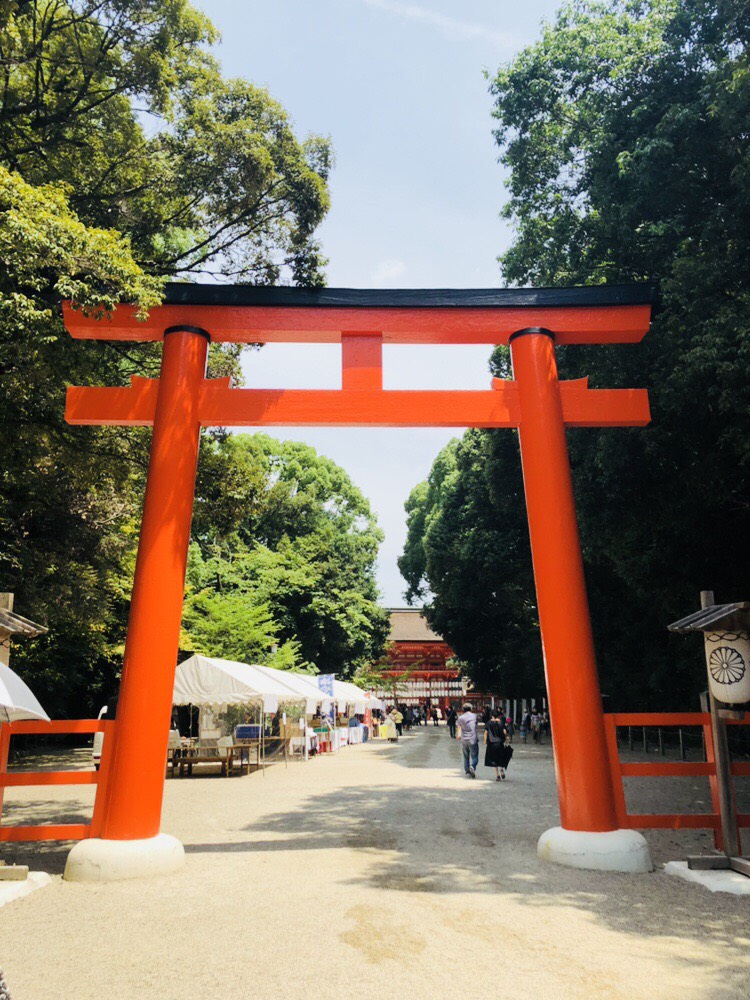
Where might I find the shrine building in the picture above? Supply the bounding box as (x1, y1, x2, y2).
(373, 609, 497, 712)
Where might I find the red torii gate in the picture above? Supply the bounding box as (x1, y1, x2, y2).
(63, 284, 655, 878)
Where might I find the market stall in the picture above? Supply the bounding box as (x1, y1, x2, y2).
(172, 655, 308, 774)
(253, 664, 334, 757)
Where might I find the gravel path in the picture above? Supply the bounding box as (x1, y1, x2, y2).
(0, 726, 749, 1000)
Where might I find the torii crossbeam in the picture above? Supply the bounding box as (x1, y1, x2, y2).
(63, 283, 656, 879)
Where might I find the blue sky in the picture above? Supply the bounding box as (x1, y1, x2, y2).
(194, 0, 561, 604)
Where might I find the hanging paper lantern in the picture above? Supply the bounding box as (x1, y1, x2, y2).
(704, 630, 750, 703)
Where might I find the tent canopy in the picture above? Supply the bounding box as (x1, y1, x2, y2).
(173, 655, 306, 713)
(173, 656, 383, 716)
(254, 664, 333, 715)
(332, 678, 379, 714)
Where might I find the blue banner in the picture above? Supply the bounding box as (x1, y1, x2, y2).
(316, 673, 334, 697)
(317, 673, 335, 721)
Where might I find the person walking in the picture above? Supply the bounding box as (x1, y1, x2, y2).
(384, 710, 398, 742)
(484, 709, 513, 781)
(522, 711, 531, 744)
(531, 711, 541, 744)
(430, 707, 438, 727)
(446, 706, 457, 739)
(393, 706, 404, 738)
(456, 702, 479, 778)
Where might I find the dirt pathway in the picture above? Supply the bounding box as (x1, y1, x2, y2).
(1, 726, 748, 1000)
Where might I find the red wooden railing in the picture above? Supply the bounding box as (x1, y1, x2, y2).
(604, 712, 750, 851)
(2, 712, 747, 846)
(0, 719, 114, 842)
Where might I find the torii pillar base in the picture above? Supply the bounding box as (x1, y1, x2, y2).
(64, 834, 185, 883)
(538, 827, 652, 874)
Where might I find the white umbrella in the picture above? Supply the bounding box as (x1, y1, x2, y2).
(0, 663, 50, 723)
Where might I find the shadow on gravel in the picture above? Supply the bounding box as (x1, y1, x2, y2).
(0, 794, 93, 874)
(4, 729, 750, 1000)
(186, 761, 750, 1000)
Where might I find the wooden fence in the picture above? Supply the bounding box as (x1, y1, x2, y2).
(0, 719, 114, 842)
(604, 712, 750, 850)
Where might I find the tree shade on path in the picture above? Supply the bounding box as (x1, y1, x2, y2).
(1, 729, 750, 999)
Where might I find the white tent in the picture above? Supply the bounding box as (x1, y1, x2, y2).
(0, 663, 50, 724)
(173, 655, 305, 714)
(332, 678, 376, 715)
(365, 692, 385, 712)
(253, 664, 333, 715)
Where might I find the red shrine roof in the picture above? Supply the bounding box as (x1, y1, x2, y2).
(388, 609, 445, 644)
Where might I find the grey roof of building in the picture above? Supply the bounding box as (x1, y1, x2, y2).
(388, 609, 444, 643)
(0, 609, 47, 638)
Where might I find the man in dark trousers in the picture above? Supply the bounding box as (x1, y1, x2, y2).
(446, 705, 457, 739)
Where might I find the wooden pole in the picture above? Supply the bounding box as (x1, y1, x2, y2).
(701, 590, 741, 856)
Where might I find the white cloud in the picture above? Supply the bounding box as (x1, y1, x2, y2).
(363, 0, 517, 50)
(371, 257, 408, 285)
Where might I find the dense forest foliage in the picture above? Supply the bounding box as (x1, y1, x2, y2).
(0, 2, 388, 716)
(183, 435, 389, 676)
(401, 0, 750, 710)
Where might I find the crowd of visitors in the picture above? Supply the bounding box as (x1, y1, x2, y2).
(379, 700, 548, 783)
(456, 703, 514, 780)
(519, 710, 550, 744)
(383, 705, 437, 731)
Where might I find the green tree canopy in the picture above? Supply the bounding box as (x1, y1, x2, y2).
(183, 434, 389, 678)
(488, 0, 750, 708)
(1, 1, 333, 715)
(0, 1, 331, 280)
(403, 0, 750, 710)
(399, 415, 540, 697)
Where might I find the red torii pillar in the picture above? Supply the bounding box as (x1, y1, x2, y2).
(510, 329, 636, 865)
(62, 286, 654, 880)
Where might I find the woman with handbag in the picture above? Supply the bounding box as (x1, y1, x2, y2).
(484, 709, 513, 781)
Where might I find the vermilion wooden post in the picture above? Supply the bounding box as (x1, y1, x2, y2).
(98, 327, 208, 840)
(510, 328, 619, 832)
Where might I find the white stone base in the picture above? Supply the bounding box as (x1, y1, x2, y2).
(0, 871, 51, 910)
(64, 833, 185, 883)
(538, 826, 653, 873)
(664, 860, 750, 895)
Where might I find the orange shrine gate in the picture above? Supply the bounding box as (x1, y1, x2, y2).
(3, 284, 672, 876)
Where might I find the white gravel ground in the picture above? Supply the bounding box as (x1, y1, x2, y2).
(0, 726, 749, 1000)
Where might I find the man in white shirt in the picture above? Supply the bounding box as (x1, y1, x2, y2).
(456, 702, 479, 778)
